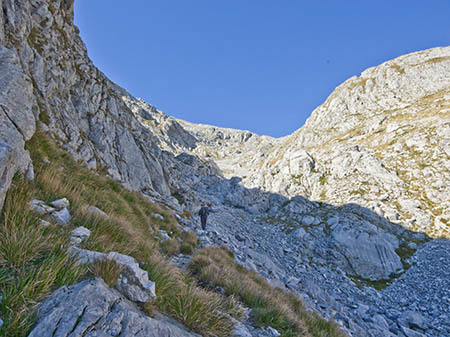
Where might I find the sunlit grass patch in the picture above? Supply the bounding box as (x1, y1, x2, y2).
(26, 131, 181, 257)
(189, 246, 346, 337)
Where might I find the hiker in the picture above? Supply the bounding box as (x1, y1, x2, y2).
(198, 205, 211, 230)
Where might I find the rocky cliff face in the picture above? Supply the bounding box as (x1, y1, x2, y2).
(1, 1, 449, 336)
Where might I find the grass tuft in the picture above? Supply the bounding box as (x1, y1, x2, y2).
(160, 238, 181, 256)
(143, 256, 241, 336)
(88, 257, 123, 288)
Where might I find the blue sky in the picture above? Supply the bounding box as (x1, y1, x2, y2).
(74, 1, 450, 137)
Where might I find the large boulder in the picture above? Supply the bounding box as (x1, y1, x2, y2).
(331, 222, 403, 280)
(28, 278, 200, 337)
(108, 251, 156, 303)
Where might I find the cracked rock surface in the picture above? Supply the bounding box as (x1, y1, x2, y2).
(28, 278, 200, 337)
(68, 247, 156, 303)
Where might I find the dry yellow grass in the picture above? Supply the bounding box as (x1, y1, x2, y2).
(88, 257, 124, 288)
(189, 247, 346, 337)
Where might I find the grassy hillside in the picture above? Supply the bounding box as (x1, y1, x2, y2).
(0, 131, 344, 337)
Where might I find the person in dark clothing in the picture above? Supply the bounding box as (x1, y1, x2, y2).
(198, 206, 210, 230)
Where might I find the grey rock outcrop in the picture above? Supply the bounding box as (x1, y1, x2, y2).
(109, 251, 156, 303)
(232, 320, 253, 337)
(331, 222, 403, 280)
(69, 247, 156, 303)
(0, 44, 35, 209)
(50, 197, 69, 210)
(50, 207, 71, 225)
(30, 199, 54, 214)
(30, 198, 72, 225)
(28, 278, 200, 337)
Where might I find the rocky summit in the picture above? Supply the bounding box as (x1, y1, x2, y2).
(0, 1, 449, 336)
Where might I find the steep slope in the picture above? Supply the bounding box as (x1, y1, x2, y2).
(1, 1, 450, 337)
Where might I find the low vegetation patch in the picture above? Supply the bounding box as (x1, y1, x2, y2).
(143, 256, 241, 336)
(0, 180, 86, 336)
(160, 238, 181, 256)
(180, 230, 200, 255)
(189, 247, 346, 337)
(88, 257, 123, 288)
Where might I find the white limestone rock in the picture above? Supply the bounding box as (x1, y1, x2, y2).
(331, 222, 403, 280)
(31, 199, 54, 215)
(0, 44, 35, 209)
(70, 226, 91, 246)
(232, 320, 252, 337)
(27, 278, 200, 337)
(157, 230, 171, 241)
(108, 251, 156, 303)
(151, 212, 164, 221)
(69, 247, 156, 303)
(268, 327, 281, 337)
(68, 246, 106, 264)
